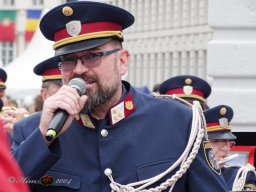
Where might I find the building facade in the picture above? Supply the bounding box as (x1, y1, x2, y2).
(0, 0, 64, 66)
(107, 0, 212, 91)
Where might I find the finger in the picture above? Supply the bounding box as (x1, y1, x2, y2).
(58, 85, 80, 99)
(3, 123, 14, 135)
(44, 87, 81, 115)
(2, 109, 17, 117)
(2, 116, 15, 123)
(78, 95, 88, 111)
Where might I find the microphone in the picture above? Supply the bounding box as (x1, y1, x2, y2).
(45, 78, 87, 141)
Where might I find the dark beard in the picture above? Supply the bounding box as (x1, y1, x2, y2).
(80, 56, 120, 115)
(80, 82, 118, 114)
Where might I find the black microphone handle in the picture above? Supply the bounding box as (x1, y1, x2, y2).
(45, 109, 69, 141)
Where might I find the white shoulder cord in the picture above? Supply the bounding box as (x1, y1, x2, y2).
(232, 164, 256, 191)
(105, 94, 207, 192)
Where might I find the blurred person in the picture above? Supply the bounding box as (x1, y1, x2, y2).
(30, 57, 62, 113)
(0, 68, 8, 106)
(33, 94, 44, 112)
(0, 98, 29, 192)
(6, 96, 19, 108)
(204, 105, 256, 191)
(33, 57, 62, 100)
(21, 96, 35, 114)
(0, 106, 29, 137)
(0, 52, 62, 141)
(0, 95, 29, 139)
(0, 118, 29, 192)
(0, 98, 3, 112)
(0, 68, 7, 96)
(11, 1, 227, 191)
(159, 75, 211, 110)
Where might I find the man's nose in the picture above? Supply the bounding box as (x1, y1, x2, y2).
(73, 59, 89, 74)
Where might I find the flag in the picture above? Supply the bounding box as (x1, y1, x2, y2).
(25, 10, 42, 42)
(0, 10, 16, 41)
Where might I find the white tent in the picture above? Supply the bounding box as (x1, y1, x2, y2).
(4, 20, 55, 104)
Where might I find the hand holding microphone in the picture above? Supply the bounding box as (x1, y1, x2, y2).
(45, 78, 87, 142)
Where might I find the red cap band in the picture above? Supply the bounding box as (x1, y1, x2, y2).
(207, 122, 220, 127)
(166, 88, 204, 97)
(54, 21, 122, 42)
(42, 68, 61, 76)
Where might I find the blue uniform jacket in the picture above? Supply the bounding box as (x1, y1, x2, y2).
(11, 81, 227, 191)
(222, 166, 256, 191)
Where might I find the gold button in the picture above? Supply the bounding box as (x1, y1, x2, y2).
(185, 78, 192, 85)
(62, 6, 73, 16)
(220, 107, 227, 115)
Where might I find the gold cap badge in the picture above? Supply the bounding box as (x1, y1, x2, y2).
(220, 107, 227, 115)
(62, 6, 73, 16)
(185, 78, 192, 85)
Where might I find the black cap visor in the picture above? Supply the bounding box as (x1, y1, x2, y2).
(55, 37, 112, 57)
(208, 132, 237, 141)
(44, 79, 63, 85)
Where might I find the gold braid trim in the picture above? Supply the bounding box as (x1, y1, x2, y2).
(243, 183, 256, 190)
(207, 125, 231, 132)
(53, 31, 123, 50)
(176, 93, 206, 103)
(42, 75, 62, 81)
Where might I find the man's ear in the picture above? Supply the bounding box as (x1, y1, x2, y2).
(40, 88, 47, 100)
(119, 49, 130, 76)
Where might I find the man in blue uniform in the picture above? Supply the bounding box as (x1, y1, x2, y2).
(204, 105, 256, 191)
(33, 58, 62, 112)
(33, 58, 62, 100)
(11, 1, 227, 191)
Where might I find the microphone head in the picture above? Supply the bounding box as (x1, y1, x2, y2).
(68, 78, 87, 96)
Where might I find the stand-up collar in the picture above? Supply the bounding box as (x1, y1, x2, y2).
(76, 81, 137, 128)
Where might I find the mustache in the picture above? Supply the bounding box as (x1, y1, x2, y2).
(73, 75, 98, 84)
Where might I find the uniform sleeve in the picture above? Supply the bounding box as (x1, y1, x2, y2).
(185, 141, 228, 191)
(11, 122, 62, 180)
